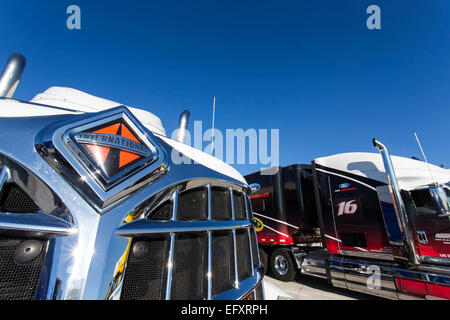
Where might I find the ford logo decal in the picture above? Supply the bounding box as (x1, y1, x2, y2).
(249, 183, 260, 193)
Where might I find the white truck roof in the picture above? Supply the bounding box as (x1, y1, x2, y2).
(0, 86, 166, 136)
(0, 86, 247, 184)
(315, 152, 450, 190)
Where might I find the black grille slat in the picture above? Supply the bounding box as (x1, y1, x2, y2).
(0, 183, 39, 213)
(177, 188, 208, 221)
(149, 201, 173, 220)
(0, 237, 47, 300)
(233, 191, 246, 220)
(246, 196, 253, 219)
(250, 229, 259, 269)
(212, 231, 235, 294)
(211, 188, 231, 220)
(235, 230, 252, 281)
(121, 237, 169, 300)
(171, 233, 207, 299)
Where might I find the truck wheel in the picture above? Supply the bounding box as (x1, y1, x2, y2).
(259, 249, 268, 274)
(270, 248, 296, 282)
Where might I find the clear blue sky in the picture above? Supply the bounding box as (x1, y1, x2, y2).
(1, 1, 449, 175)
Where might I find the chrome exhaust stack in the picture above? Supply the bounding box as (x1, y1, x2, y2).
(176, 110, 190, 144)
(373, 138, 420, 265)
(0, 53, 26, 98)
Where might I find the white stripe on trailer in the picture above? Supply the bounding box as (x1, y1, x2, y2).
(253, 212, 299, 230)
(316, 168, 377, 191)
(324, 234, 368, 252)
(262, 224, 290, 238)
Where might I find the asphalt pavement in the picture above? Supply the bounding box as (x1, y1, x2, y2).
(265, 274, 380, 300)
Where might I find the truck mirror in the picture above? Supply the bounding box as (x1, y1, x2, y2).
(429, 186, 450, 217)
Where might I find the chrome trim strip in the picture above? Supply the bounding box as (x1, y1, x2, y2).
(243, 191, 249, 220)
(165, 233, 175, 300)
(213, 269, 263, 300)
(420, 256, 450, 267)
(329, 254, 450, 298)
(230, 187, 235, 220)
(0, 212, 76, 236)
(232, 229, 239, 288)
(207, 184, 212, 221)
(247, 192, 254, 219)
(207, 231, 212, 300)
(172, 190, 179, 221)
(247, 228, 255, 277)
(253, 228, 261, 266)
(116, 219, 252, 236)
(0, 165, 11, 189)
(338, 249, 394, 261)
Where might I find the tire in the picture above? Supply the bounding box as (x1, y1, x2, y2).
(270, 248, 296, 282)
(259, 248, 269, 275)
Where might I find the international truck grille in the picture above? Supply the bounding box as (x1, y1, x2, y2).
(0, 237, 47, 300)
(120, 184, 262, 300)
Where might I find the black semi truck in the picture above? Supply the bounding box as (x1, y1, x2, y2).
(245, 140, 450, 299)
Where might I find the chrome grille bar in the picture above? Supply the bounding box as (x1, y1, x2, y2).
(207, 184, 212, 220)
(232, 229, 239, 289)
(247, 228, 255, 277)
(165, 233, 175, 300)
(207, 230, 212, 300)
(116, 219, 251, 236)
(243, 191, 249, 220)
(230, 186, 239, 289)
(252, 228, 261, 266)
(0, 166, 10, 190)
(230, 187, 235, 220)
(120, 183, 262, 300)
(171, 189, 179, 221)
(0, 212, 76, 236)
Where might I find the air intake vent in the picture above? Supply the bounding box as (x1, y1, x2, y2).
(211, 188, 232, 220)
(177, 188, 208, 221)
(0, 183, 39, 213)
(171, 233, 208, 299)
(233, 191, 247, 220)
(212, 230, 235, 294)
(0, 237, 47, 300)
(235, 229, 252, 281)
(120, 236, 169, 300)
(149, 201, 172, 221)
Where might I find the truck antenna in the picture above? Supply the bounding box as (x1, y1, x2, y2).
(413, 130, 437, 186)
(211, 96, 216, 155)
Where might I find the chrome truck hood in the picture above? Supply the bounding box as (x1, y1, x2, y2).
(0, 101, 263, 300)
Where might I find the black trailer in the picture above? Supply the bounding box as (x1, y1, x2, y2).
(245, 147, 450, 300)
(245, 164, 323, 281)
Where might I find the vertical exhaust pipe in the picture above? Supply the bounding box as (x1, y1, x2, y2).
(373, 138, 420, 265)
(0, 53, 26, 98)
(176, 110, 190, 143)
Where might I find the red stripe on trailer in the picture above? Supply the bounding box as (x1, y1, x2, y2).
(339, 187, 357, 192)
(257, 232, 293, 245)
(250, 192, 269, 199)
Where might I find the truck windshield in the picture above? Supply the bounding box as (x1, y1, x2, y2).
(411, 186, 450, 216)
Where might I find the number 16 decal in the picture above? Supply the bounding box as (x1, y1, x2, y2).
(337, 200, 358, 216)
